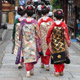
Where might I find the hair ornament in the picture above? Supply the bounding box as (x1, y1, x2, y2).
(58, 11, 61, 14)
(48, 7, 50, 11)
(31, 5, 35, 9)
(20, 6, 24, 9)
(28, 6, 32, 10)
(41, 6, 44, 9)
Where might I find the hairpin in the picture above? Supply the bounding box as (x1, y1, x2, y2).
(58, 11, 61, 14)
(41, 6, 44, 9)
(28, 6, 32, 10)
(48, 8, 50, 11)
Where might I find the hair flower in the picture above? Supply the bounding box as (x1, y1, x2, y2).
(58, 11, 61, 14)
(28, 6, 32, 10)
(41, 6, 44, 9)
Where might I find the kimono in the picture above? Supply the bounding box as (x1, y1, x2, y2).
(20, 18, 40, 71)
(12, 17, 25, 55)
(12, 17, 25, 64)
(46, 21, 70, 73)
(38, 16, 54, 65)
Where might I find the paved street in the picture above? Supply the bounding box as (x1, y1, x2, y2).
(0, 30, 80, 80)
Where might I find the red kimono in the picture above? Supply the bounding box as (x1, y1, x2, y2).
(46, 21, 70, 73)
(38, 16, 54, 65)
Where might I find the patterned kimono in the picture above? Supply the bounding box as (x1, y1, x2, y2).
(12, 17, 25, 56)
(12, 17, 25, 64)
(38, 16, 54, 65)
(20, 18, 40, 71)
(46, 21, 70, 73)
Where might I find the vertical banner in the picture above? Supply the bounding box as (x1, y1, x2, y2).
(16, 0, 19, 7)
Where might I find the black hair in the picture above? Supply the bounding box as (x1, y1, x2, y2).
(25, 5, 35, 17)
(46, 1, 50, 5)
(17, 6, 25, 16)
(27, 1, 32, 5)
(54, 10, 64, 20)
(38, 2, 45, 5)
(41, 5, 50, 15)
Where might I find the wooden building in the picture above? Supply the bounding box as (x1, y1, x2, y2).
(0, 0, 15, 26)
(60, 0, 80, 39)
(67, 0, 80, 39)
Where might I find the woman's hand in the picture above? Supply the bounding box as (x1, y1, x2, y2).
(67, 41, 71, 47)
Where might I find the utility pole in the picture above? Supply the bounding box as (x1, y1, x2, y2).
(0, 0, 2, 28)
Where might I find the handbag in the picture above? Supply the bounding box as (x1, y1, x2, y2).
(51, 51, 66, 64)
(64, 50, 70, 64)
(64, 57, 70, 64)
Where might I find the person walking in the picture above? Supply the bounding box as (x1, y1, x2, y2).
(19, 5, 40, 77)
(12, 6, 25, 69)
(46, 9, 71, 76)
(38, 5, 54, 71)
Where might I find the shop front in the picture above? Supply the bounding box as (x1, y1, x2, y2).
(67, 0, 80, 40)
(1, 0, 15, 25)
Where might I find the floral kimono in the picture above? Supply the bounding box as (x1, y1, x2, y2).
(38, 16, 54, 65)
(12, 17, 25, 64)
(12, 17, 25, 56)
(19, 18, 40, 71)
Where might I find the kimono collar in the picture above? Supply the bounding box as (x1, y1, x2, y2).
(18, 17, 25, 22)
(25, 18, 34, 23)
(53, 21, 65, 30)
(54, 20, 63, 26)
(41, 17, 50, 22)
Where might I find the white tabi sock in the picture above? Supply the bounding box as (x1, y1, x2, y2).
(45, 65, 49, 67)
(26, 71, 30, 74)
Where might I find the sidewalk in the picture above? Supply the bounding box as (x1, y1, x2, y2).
(0, 39, 80, 80)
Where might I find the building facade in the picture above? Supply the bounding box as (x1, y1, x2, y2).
(67, 0, 80, 39)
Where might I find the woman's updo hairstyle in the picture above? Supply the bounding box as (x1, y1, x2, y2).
(25, 5, 35, 16)
(17, 6, 25, 16)
(54, 9, 64, 20)
(41, 5, 50, 15)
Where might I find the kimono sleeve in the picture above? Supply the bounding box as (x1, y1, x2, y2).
(46, 24, 55, 45)
(63, 23, 71, 47)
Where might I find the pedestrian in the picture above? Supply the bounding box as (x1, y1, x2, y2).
(19, 5, 40, 77)
(12, 6, 25, 69)
(46, 9, 71, 76)
(38, 5, 54, 71)
(32, 0, 39, 7)
(36, 2, 45, 20)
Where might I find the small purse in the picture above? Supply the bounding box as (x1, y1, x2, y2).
(64, 50, 70, 64)
(64, 57, 70, 64)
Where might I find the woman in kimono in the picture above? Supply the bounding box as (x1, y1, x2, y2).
(38, 5, 54, 71)
(12, 6, 25, 69)
(46, 10, 71, 76)
(19, 5, 40, 77)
